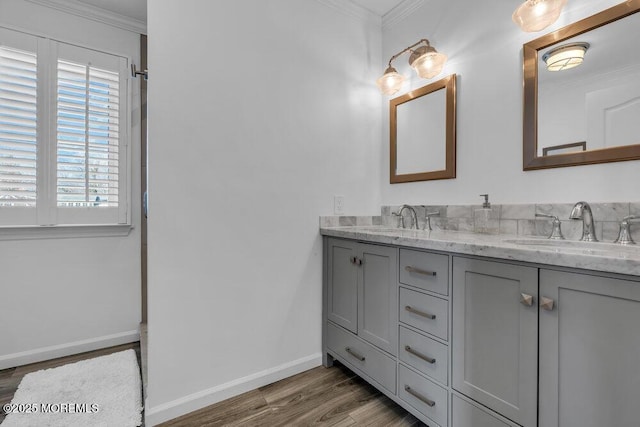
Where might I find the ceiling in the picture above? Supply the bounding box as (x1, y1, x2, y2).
(75, 0, 146, 22)
(72, 0, 407, 23)
(71, 0, 410, 22)
(538, 11, 640, 85)
(349, 0, 405, 16)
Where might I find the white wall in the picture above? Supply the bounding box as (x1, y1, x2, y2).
(539, 65, 640, 153)
(0, 0, 141, 369)
(380, 0, 639, 206)
(146, 0, 381, 423)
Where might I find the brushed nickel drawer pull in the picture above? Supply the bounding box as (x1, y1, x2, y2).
(404, 345, 436, 364)
(405, 305, 436, 320)
(405, 385, 436, 407)
(345, 347, 365, 361)
(405, 265, 437, 276)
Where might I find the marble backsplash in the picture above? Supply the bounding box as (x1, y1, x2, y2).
(320, 202, 640, 243)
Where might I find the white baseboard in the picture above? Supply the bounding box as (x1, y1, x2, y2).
(0, 330, 140, 370)
(144, 352, 323, 426)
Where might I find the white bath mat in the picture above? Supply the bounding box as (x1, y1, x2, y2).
(2, 349, 143, 427)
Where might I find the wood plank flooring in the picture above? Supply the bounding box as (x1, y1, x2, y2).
(2, 344, 426, 426)
(160, 362, 427, 427)
(0, 342, 141, 424)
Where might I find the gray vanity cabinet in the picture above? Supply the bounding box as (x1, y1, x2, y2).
(326, 238, 398, 355)
(324, 231, 640, 427)
(538, 269, 640, 427)
(452, 257, 538, 427)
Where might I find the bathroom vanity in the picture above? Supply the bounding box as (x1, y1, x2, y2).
(321, 226, 640, 427)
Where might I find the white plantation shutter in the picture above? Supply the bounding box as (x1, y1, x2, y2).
(56, 60, 120, 208)
(0, 26, 130, 227)
(0, 46, 37, 207)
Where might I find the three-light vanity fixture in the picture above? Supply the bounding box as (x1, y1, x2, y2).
(512, 0, 567, 32)
(376, 38, 447, 95)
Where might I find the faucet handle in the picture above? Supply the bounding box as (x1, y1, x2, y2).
(420, 208, 441, 231)
(392, 211, 405, 229)
(535, 213, 565, 240)
(614, 215, 639, 245)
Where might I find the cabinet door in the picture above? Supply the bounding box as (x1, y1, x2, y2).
(539, 269, 640, 427)
(358, 243, 398, 355)
(452, 257, 538, 427)
(327, 238, 358, 333)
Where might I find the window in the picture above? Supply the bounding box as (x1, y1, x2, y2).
(0, 27, 129, 227)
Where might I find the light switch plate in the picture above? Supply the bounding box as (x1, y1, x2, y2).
(334, 195, 345, 215)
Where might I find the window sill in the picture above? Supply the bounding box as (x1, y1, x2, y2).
(0, 224, 134, 241)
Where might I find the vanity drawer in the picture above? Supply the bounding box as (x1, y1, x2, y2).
(399, 326, 448, 385)
(399, 287, 448, 341)
(452, 395, 515, 427)
(326, 322, 396, 394)
(398, 364, 448, 427)
(400, 249, 449, 295)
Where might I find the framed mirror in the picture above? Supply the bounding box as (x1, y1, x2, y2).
(390, 74, 456, 183)
(523, 0, 640, 170)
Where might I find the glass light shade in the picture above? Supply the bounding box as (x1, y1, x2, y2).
(512, 0, 567, 32)
(410, 49, 447, 79)
(376, 67, 406, 95)
(542, 43, 589, 71)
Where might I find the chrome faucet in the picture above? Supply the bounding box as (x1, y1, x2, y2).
(397, 205, 419, 229)
(569, 201, 598, 242)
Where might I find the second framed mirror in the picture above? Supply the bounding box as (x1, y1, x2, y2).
(523, 0, 640, 170)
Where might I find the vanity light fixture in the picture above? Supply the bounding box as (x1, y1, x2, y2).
(542, 42, 589, 71)
(376, 38, 447, 95)
(512, 0, 567, 32)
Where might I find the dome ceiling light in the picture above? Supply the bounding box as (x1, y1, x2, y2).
(542, 42, 589, 71)
(513, 0, 568, 32)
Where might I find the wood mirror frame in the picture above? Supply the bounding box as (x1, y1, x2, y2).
(523, 0, 640, 170)
(390, 74, 456, 183)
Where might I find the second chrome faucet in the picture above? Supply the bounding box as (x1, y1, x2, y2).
(570, 201, 598, 242)
(396, 205, 419, 229)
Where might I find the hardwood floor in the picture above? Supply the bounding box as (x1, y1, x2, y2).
(160, 362, 426, 427)
(2, 345, 426, 426)
(0, 342, 141, 424)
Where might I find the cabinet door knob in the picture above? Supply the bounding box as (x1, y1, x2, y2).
(520, 293, 534, 307)
(349, 256, 356, 264)
(540, 296, 555, 311)
(355, 258, 363, 266)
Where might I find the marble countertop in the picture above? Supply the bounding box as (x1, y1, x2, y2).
(320, 226, 640, 277)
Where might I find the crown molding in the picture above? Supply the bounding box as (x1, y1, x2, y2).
(383, 0, 425, 30)
(315, 0, 382, 26)
(25, 0, 146, 34)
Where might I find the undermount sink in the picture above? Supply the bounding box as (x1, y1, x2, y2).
(503, 237, 640, 256)
(503, 238, 598, 248)
(353, 226, 413, 233)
